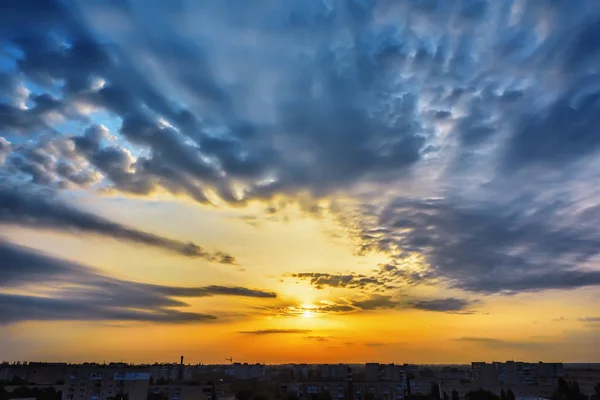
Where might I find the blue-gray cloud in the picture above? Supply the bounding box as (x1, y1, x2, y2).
(1, 0, 600, 297)
(0, 238, 276, 324)
(0, 184, 236, 263)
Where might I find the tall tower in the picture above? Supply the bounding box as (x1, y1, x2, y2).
(179, 356, 184, 381)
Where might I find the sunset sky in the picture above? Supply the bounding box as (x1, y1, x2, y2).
(1, 0, 600, 364)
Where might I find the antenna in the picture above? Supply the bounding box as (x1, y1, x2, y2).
(225, 357, 233, 364)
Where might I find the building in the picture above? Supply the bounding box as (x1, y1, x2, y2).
(281, 380, 407, 400)
(437, 362, 564, 400)
(365, 364, 406, 382)
(565, 367, 600, 398)
(319, 365, 351, 381)
(149, 365, 193, 383)
(62, 365, 150, 400)
(224, 363, 265, 380)
(471, 362, 564, 388)
(438, 380, 478, 400)
(290, 364, 309, 381)
(0, 362, 67, 384)
(149, 384, 213, 400)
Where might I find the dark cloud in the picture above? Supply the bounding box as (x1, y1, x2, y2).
(505, 87, 600, 169)
(237, 329, 312, 335)
(288, 272, 380, 290)
(0, 293, 217, 325)
(350, 295, 475, 313)
(409, 298, 475, 312)
(268, 293, 474, 316)
(351, 197, 600, 293)
(351, 294, 397, 310)
(0, 0, 427, 203)
(155, 285, 276, 299)
(0, 184, 236, 262)
(71, 124, 112, 155)
(0, 239, 276, 324)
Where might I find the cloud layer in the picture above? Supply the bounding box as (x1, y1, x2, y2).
(1, 0, 600, 303)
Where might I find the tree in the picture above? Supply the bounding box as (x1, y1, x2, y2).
(9, 377, 25, 386)
(552, 379, 587, 400)
(315, 392, 332, 400)
(236, 390, 254, 400)
(465, 390, 498, 400)
(6, 387, 61, 400)
(148, 392, 168, 400)
(500, 390, 506, 400)
(430, 384, 441, 400)
(592, 382, 600, 400)
(443, 393, 449, 400)
(506, 389, 515, 400)
(451, 390, 459, 400)
(108, 393, 128, 400)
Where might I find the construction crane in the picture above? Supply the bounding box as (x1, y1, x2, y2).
(225, 357, 233, 364)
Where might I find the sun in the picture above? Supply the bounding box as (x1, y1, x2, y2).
(301, 310, 315, 318)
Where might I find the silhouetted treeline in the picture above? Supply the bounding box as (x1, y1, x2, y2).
(0, 385, 62, 400)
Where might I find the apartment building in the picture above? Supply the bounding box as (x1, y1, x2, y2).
(62, 365, 150, 400)
(365, 364, 407, 383)
(224, 363, 265, 380)
(319, 365, 352, 381)
(438, 362, 565, 400)
(281, 381, 407, 400)
(149, 384, 213, 400)
(291, 364, 309, 381)
(148, 365, 193, 383)
(472, 362, 564, 388)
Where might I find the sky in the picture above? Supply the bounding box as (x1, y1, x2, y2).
(1, 0, 600, 364)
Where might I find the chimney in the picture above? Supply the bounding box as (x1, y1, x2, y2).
(180, 356, 184, 365)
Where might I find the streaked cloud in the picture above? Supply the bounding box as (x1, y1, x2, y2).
(452, 337, 551, 350)
(0, 239, 275, 324)
(578, 317, 600, 323)
(237, 329, 312, 335)
(0, 184, 236, 263)
(265, 294, 476, 316)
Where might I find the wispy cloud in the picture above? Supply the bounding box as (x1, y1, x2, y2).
(0, 239, 275, 324)
(579, 317, 600, 323)
(453, 337, 551, 350)
(0, 185, 236, 263)
(305, 336, 332, 342)
(265, 294, 476, 317)
(237, 329, 312, 335)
